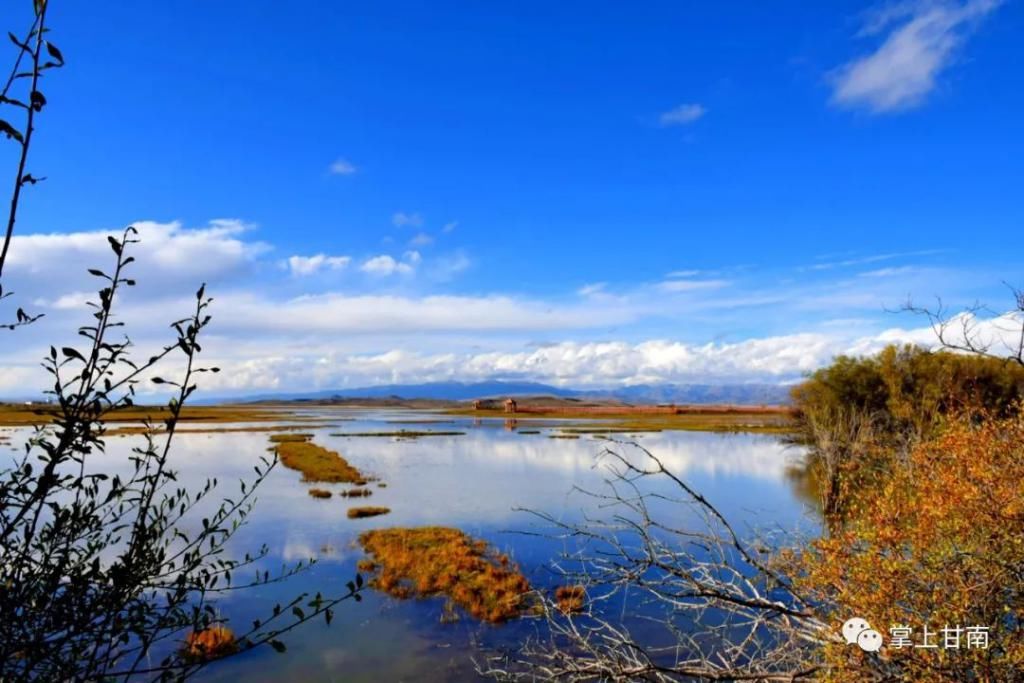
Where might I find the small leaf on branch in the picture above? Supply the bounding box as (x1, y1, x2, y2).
(0, 95, 27, 109)
(7, 32, 29, 52)
(0, 120, 24, 143)
(45, 41, 64, 64)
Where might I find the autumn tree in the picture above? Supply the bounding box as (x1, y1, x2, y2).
(790, 409, 1024, 681)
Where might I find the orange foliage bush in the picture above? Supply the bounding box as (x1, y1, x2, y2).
(795, 411, 1024, 681)
(182, 625, 237, 661)
(555, 585, 586, 614)
(358, 527, 531, 623)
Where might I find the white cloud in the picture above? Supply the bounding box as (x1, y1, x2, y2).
(577, 282, 607, 297)
(131, 323, 975, 395)
(328, 158, 357, 175)
(203, 290, 635, 336)
(426, 251, 472, 281)
(657, 278, 730, 293)
(32, 291, 93, 310)
(360, 254, 414, 276)
(804, 249, 944, 271)
(831, 0, 1002, 113)
(658, 103, 706, 126)
(185, 311, 1024, 394)
(286, 253, 351, 276)
(409, 232, 434, 247)
(858, 265, 918, 278)
(4, 219, 269, 295)
(392, 212, 423, 228)
(442, 221, 458, 233)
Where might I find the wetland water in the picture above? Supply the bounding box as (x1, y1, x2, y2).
(9, 408, 812, 681)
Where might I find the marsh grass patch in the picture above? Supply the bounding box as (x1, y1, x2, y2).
(330, 430, 466, 439)
(270, 435, 371, 484)
(357, 527, 531, 623)
(347, 506, 391, 519)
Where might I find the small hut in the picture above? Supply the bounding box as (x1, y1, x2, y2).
(472, 400, 482, 410)
(504, 397, 518, 414)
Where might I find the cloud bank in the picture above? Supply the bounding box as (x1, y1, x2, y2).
(0, 217, 1013, 398)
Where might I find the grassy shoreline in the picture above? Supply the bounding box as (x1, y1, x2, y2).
(0, 403, 307, 427)
(0, 402, 796, 435)
(446, 407, 796, 434)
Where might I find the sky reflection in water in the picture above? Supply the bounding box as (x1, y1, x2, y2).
(34, 410, 812, 682)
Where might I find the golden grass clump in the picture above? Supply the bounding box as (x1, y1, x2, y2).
(330, 430, 466, 439)
(358, 526, 531, 623)
(308, 488, 332, 499)
(347, 506, 391, 519)
(272, 437, 368, 484)
(269, 432, 314, 443)
(554, 585, 586, 613)
(0, 403, 334, 428)
(182, 625, 237, 661)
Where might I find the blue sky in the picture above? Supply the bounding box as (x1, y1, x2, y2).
(2, 0, 1022, 395)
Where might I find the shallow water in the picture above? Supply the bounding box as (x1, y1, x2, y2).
(8, 409, 813, 681)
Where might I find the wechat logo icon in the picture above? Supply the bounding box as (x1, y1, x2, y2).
(843, 617, 883, 652)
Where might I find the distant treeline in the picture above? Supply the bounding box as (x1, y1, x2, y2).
(791, 343, 1024, 443)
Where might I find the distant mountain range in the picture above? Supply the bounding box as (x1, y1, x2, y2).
(212, 380, 792, 406)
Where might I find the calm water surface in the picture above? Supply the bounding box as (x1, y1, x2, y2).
(19, 409, 814, 681)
